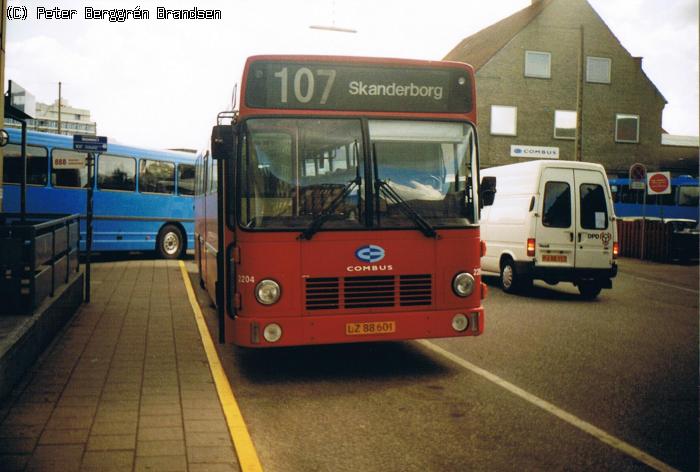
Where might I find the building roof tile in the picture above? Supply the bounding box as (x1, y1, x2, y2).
(443, 0, 553, 70)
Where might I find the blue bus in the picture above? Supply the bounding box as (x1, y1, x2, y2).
(609, 176, 699, 223)
(2, 129, 196, 258)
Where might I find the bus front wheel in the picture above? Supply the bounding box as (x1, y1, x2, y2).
(157, 224, 184, 259)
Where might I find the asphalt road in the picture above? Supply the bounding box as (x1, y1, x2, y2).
(189, 258, 698, 472)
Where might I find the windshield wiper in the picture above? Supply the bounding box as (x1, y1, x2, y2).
(299, 177, 361, 240)
(375, 179, 438, 239)
(301, 141, 362, 241)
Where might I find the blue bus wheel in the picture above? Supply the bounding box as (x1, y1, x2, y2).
(157, 224, 184, 259)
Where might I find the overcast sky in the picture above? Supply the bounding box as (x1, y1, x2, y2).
(6, 0, 699, 150)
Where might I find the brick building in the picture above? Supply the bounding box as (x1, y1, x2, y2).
(444, 0, 697, 176)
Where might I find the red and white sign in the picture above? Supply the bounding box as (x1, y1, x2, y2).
(629, 162, 646, 190)
(647, 171, 671, 195)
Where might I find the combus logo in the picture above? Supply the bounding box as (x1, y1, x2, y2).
(355, 245, 385, 263)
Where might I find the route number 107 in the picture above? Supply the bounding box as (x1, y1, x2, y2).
(273, 67, 337, 104)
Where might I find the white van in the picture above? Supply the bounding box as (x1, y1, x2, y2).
(479, 160, 618, 298)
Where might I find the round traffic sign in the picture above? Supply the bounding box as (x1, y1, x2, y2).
(648, 173, 670, 193)
(629, 163, 646, 180)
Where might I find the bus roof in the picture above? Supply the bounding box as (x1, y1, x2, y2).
(6, 128, 195, 162)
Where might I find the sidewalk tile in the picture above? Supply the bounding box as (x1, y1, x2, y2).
(187, 445, 236, 464)
(39, 428, 90, 445)
(81, 450, 134, 471)
(91, 420, 138, 436)
(26, 444, 83, 472)
(87, 434, 136, 451)
(136, 439, 185, 456)
(139, 415, 182, 428)
(185, 431, 233, 447)
(134, 455, 187, 472)
(0, 453, 31, 471)
(137, 427, 184, 442)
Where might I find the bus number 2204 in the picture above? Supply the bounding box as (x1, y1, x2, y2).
(274, 67, 337, 104)
(238, 275, 255, 284)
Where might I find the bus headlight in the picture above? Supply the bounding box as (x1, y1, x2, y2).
(263, 323, 282, 343)
(452, 272, 475, 297)
(255, 279, 281, 305)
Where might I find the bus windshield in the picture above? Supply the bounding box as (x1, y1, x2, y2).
(371, 120, 476, 229)
(240, 118, 476, 230)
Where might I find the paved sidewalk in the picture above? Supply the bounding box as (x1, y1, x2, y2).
(0, 259, 239, 471)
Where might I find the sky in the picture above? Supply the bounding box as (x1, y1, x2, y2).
(5, 0, 699, 150)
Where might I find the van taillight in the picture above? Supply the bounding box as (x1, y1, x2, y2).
(613, 242, 619, 259)
(527, 238, 536, 257)
(480, 240, 487, 257)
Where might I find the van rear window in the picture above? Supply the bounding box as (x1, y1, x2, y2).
(543, 181, 571, 228)
(580, 184, 608, 229)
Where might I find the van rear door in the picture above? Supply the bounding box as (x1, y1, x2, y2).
(535, 168, 576, 271)
(574, 169, 614, 269)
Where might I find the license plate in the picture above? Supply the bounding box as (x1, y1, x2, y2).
(345, 321, 396, 336)
(542, 254, 567, 263)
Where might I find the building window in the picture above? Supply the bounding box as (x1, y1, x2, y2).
(490, 105, 517, 136)
(98, 154, 136, 191)
(525, 51, 551, 79)
(615, 114, 639, 143)
(554, 110, 577, 140)
(586, 56, 611, 84)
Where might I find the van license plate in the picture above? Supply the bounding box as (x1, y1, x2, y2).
(346, 321, 396, 336)
(542, 255, 567, 263)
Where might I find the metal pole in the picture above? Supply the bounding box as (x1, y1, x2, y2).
(0, 0, 7, 211)
(85, 152, 94, 302)
(575, 24, 584, 161)
(57, 82, 62, 135)
(641, 184, 647, 260)
(20, 119, 26, 220)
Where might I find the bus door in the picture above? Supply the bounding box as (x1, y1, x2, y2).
(535, 168, 576, 270)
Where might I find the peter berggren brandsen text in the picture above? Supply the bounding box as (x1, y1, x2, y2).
(34, 6, 222, 22)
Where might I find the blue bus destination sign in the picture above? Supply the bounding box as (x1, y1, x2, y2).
(73, 135, 108, 152)
(245, 60, 473, 114)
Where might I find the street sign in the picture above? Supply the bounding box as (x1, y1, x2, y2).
(73, 135, 107, 152)
(629, 162, 646, 190)
(647, 171, 671, 195)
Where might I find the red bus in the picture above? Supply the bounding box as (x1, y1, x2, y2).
(195, 55, 494, 347)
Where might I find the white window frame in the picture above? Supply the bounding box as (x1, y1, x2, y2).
(553, 110, 577, 140)
(586, 56, 611, 84)
(524, 51, 551, 79)
(615, 113, 640, 143)
(490, 105, 518, 136)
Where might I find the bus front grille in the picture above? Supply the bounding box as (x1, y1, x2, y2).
(305, 274, 432, 311)
(305, 277, 340, 310)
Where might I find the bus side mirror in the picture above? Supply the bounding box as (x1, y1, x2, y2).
(480, 176, 496, 207)
(211, 125, 236, 160)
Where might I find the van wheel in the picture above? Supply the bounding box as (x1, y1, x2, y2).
(500, 259, 531, 294)
(157, 224, 184, 259)
(578, 282, 602, 299)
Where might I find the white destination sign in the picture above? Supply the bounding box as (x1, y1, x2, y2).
(510, 145, 560, 159)
(53, 155, 86, 170)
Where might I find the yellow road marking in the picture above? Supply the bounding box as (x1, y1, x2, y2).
(179, 261, 263, 472)
(419, 340, 680, 472)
